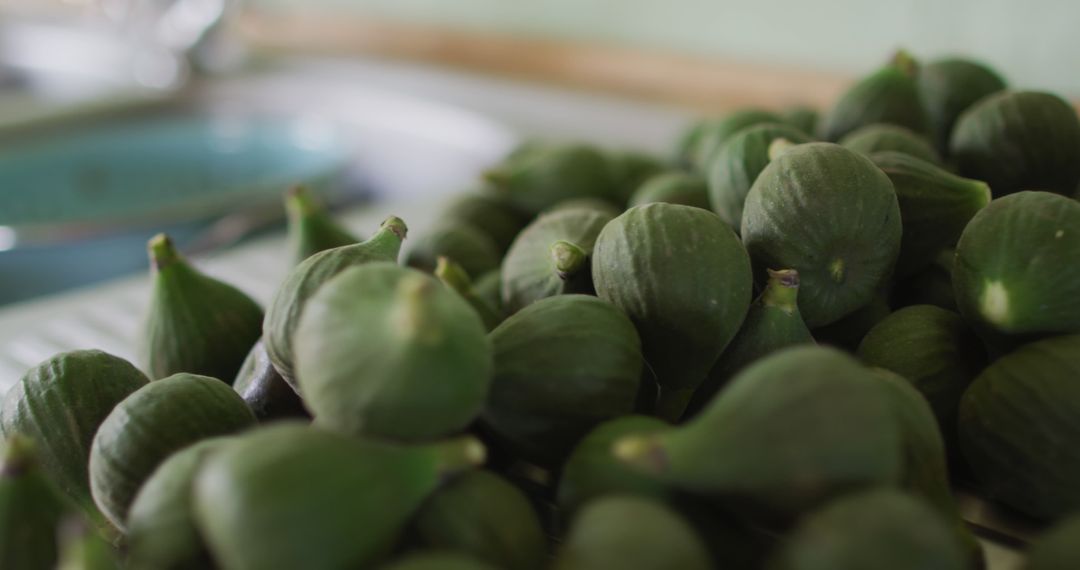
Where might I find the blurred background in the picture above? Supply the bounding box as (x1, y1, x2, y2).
(1, 0, 1077, 306)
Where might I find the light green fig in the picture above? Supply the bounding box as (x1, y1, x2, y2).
(916, 57, 1007, 154)
(442, 191, 529, 254)
(295, 263, 492, 442)
(840, 123, 940, 163)
(141, 234, 264, 381)
(436, 257, 504, 331)
(628, 171, 710, 210)
(553, 497, 711, 570)
(820, 50, 930, 141)
(607, 149, 666, 206)
(742, 142, 901, 328)
(193, 424, 485, 570)
(593, 203, 752, 420)
(88, 373, 256, 529)
(544, 197, 622, 217)
(284, 185, 357, 266)
(483, 143, 618, 215)
(404, 222, 501, 279)
(232, 339, 309, 421)
(0, 434, 70, 570)
(692, 109, 785, 170)
(263, 215, 407, 385)
(781, 105, 819, 136)
(0, 350, 147, 534)
(501, 208, 613, 314)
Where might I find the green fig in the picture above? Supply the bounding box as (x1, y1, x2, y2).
(1025, 514, 1080, 570)
(953, 192, 1080, 341)
(810, 289, 892, 352)
(544, 197, 622, 217)
(840, 123, 940, 163)
(628, 171, 710, 210)
(410, 470, 547, 570)
(404, 222, 501, 279)
(858, 305, 986, 453)
(140, 234, 264, 381)
(616, 346, 901, 520)
(0, 434, 69, 570)
(125, 438, 229, 570)
(436, 257, 504, 331)
(607, 149, 666, 206)
(820, 50, 930, 141)
(381, 552, 497, 570)
(553, 497, 711, 570)
(692, 109, 785, 170)
(916, 57, 1007, 154)
(294, 263, 492, 442)
(441, 191, 529, 254)
(950, 91, 1080, 197)
(0, 350, 147, 534)
(673, 119, 712, 168)
(193, 424, 485, 570)
(706, 122, 814, 229)
(483, 295, 643, 467)
(557, 415, 672, 515)
(89, 373, 256, 529)
(501, 208, 613, 314)
(685, 269, 814, 418)
(781, 105, 819, 136)
(742, 142, 901, 328)
(472, 269, 505, 318)
(483, 143, 617, 215)
(593, 203, 752, 420)
(893, 249, 958, 311)
(263, 215, 407, 385)
(284, 185, 357, 266)
(56, 517, 120, 570)
(768, 489, 967, 570)
(958, 334, 1080, 520)
(871, 151, 991, 277)
(232, 339, 309, 421)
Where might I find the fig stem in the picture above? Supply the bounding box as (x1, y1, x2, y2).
(434, 256, 472, 293)
(550, 240, 588, 280)
(377, 216, 409, 241)
(147, 233, 183, 271)
(481, 168, 510, 190)
(767, 138, 795, 161)
(432, 436, 487, 481)
(285, 185, 319, 219)
(891, 49, 918, 77)
(762, 269, 800, 314)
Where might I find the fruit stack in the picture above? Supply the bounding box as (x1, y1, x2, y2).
(2, 50, 1080, 569)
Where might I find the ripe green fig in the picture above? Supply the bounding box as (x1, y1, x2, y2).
(442, 191, 529, 254)
(916, 57, 1007, 153)
(284, 185, 357, 266)
(483, 143, 618, 214)
(692, 109, 784, 170)
(0, 434, 70, 570)
(436, 257, 504, 331)
(404, 222, 501, 279)
(840, 123, 940, 163)
(628, 171, 710, 210)
(607, 150, 666, 206)
(820, 50, 930, 141)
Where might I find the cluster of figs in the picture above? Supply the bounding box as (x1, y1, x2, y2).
(3, 49, 1080, 570)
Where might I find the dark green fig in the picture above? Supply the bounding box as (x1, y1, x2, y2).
(193, 423, 485, 570)
(544, 197, 622, 217)
(404, 222, 501, 279)
(782, 105, 819, 136)
(593, 203, 752, 420)
(840, 123, 940, 163)
(410, 470, 546, 570)
(441, 191, 529, 254)
(1025, 514, 1080, 570)
(484, 295, 643, 467)
(88, 373, 256, 529)
(768, 489, 967, 570)
(894, 249, 958, 311)
(958, 334, 1080, 520)
(628, 171, 710, 210)
(916, 57, 1006, 154)
(436, 257, 504, 331)
(56, 517, 120, 570)
(264, 216, 407, 385)
(615, 346, 900, 520)
(872, 369, 982, 566)
(232, 339, 309, 421)
(871, 151, 991, 277)
(0, 350, 147, 531)
(381, 552, 497, 570)
(810, 289, 892, 352)
(693, 109, 784, 170)
(501, 208, 613, 314)
(953, 192, 1080, 339)
(553, 496, 711, 570)
(483, 143, 617, 215)
(742, 142, 902, 328)
(820, 50, 930, 142)
(284, 185, 357, 266)
(294, 263, 492, 442)
(607, 149, 666, 206)
(858, 305, 986, 453)
(140, 234, 264, 381)
(951, 90, 1080, 197)
(706, 122, 814, 229)
(557, 415, 672, 515)
(125, 438, 229, 570)
(0, 434, 69, 570)
(472, 269, 505, 317)
(686, 269, 814, 418)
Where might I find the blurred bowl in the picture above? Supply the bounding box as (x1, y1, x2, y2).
(0, 112, 347, 305)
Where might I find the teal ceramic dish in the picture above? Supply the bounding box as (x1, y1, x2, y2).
(0, 113, 348, 305)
